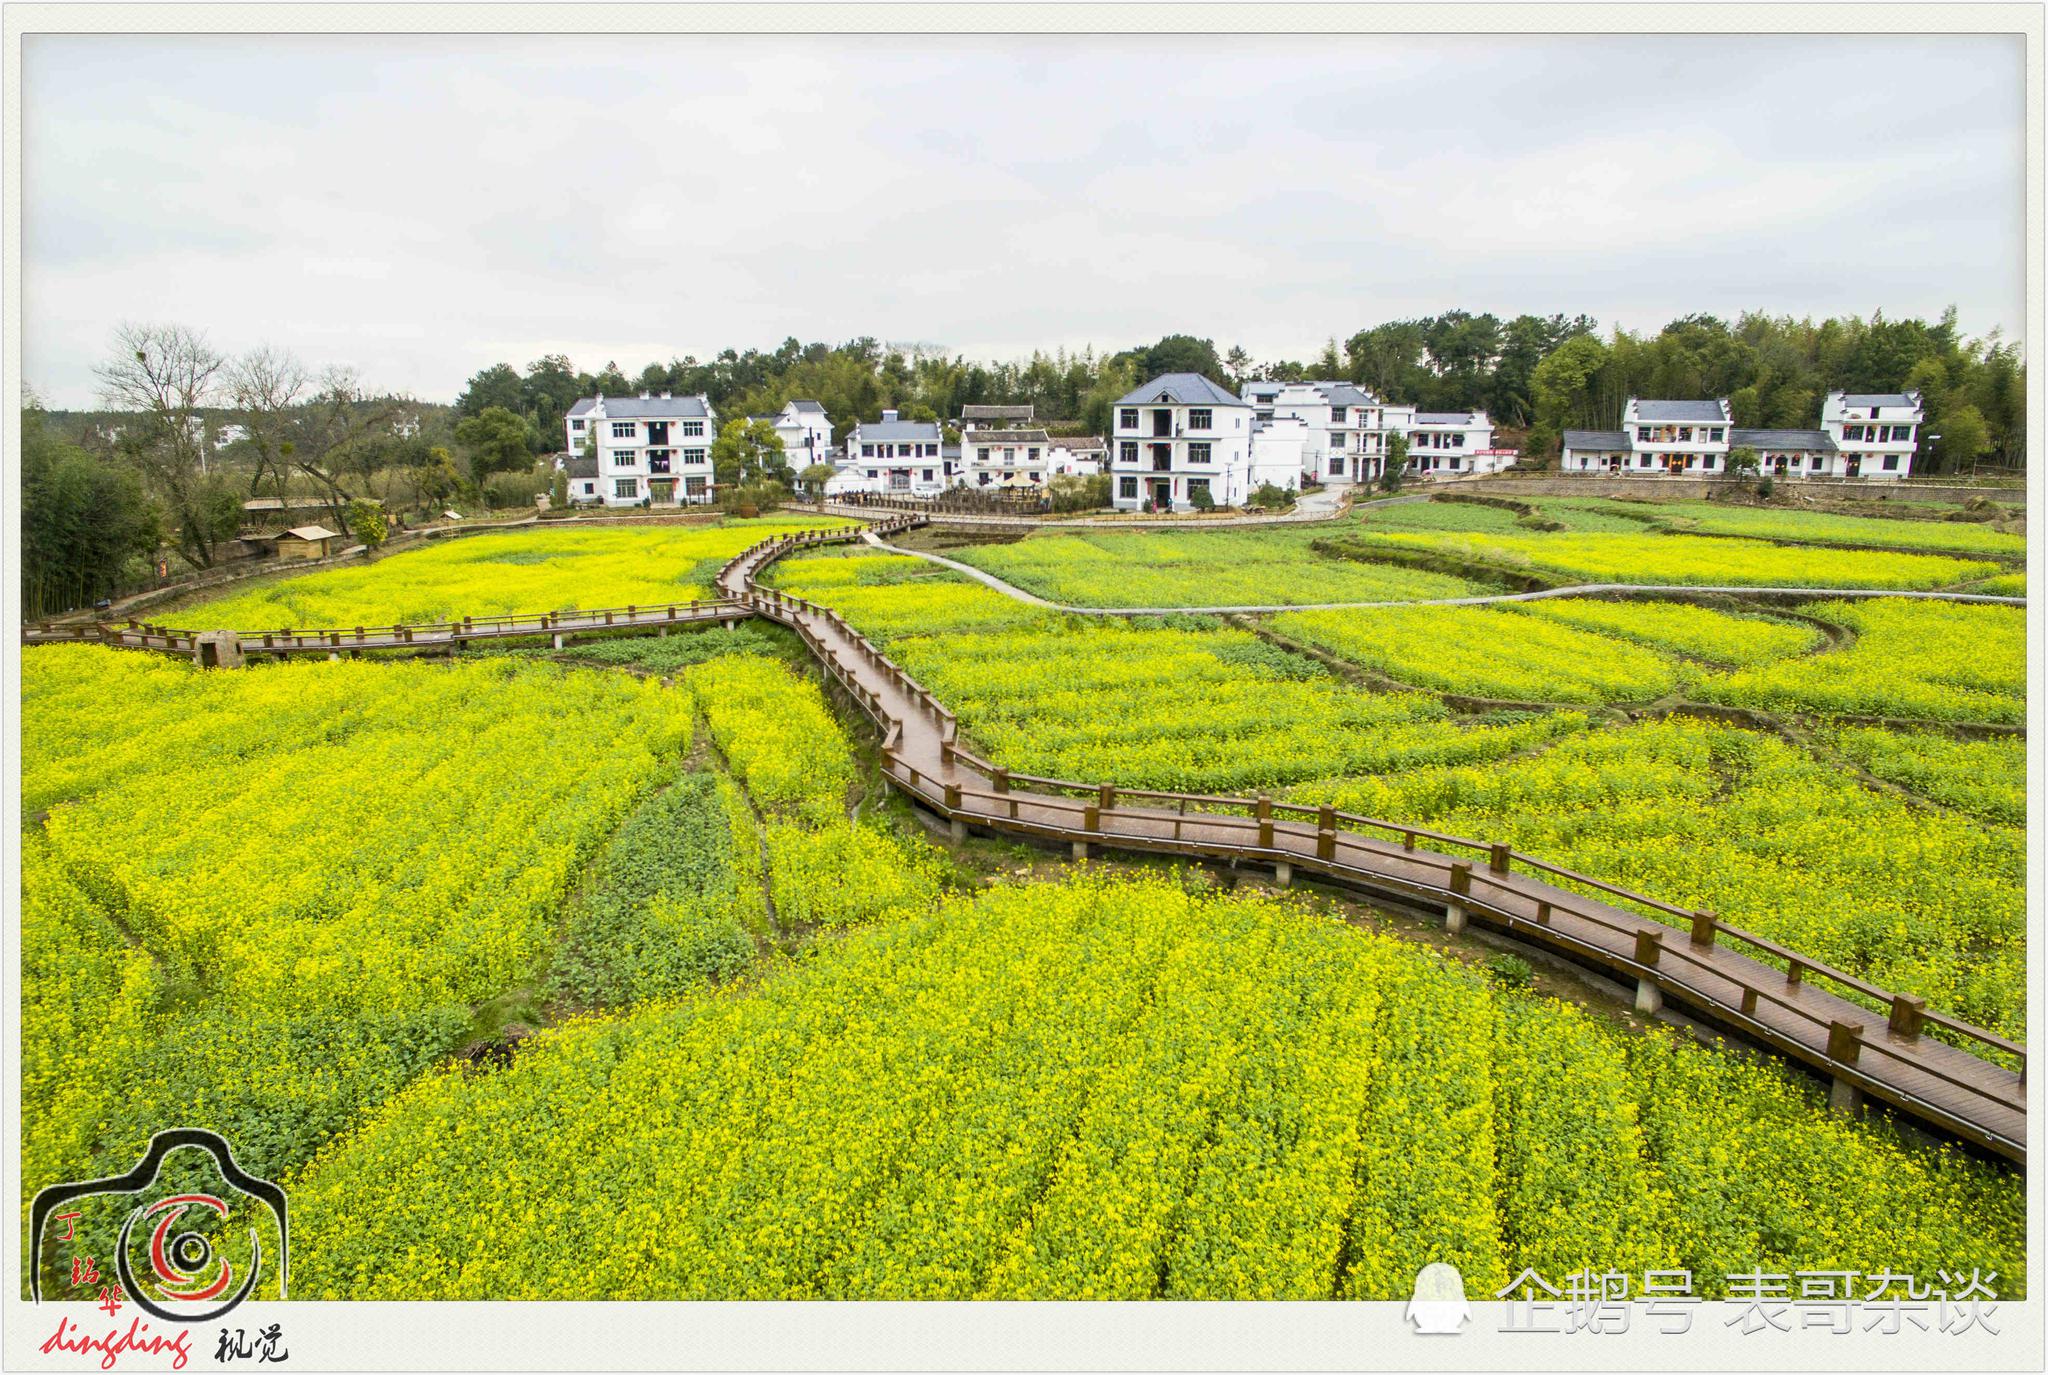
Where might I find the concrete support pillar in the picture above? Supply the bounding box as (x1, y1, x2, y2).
(327, 651, 340, 662)
(1634, 978, 1663, 1015)
(552, 633, 565, 650)
(1829, 1076, 1864, 1116)
(1071, 840, 1090, 861)
(1273, 862, 1292, 887)
(949, 817, 967, 842)
(659, 625, 669, 638)
(1444, 903, 1467, 934)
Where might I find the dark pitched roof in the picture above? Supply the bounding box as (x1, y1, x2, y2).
(1318, 383, 1377, 407)
(856, 419, 944, 443)
(787, 399, 827, 413)
(1731, 427, 1836, 452)
(961, 404, 1035, 421)
(1113, 373, 1249, 408)
(1562, 430, 1629, 450)
(1413, 411, 1481, 426)
(567, 455, 600, 478)
(967, 430, 1051, 448)
(1838, 393, 1919, 410)
(1633, 399, 1727, 423)
(573, 393, 711, 419)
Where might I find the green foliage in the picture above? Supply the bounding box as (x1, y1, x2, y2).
(1726, 445, 1760, 476)
(453, 405, 539, 482)
(21, 402, 163, 618)
(1483, 952, 1534, 988)
(545, 773, 759, 1009)
(711, 416, 793, 491)
(681, 654, 856, 827)
(343, 497, 388, 548)
(1823, 726, 2025, 827)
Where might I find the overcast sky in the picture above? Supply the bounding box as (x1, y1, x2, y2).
(21, 32, 2026, 409)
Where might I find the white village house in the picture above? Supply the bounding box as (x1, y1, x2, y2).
(1245, 380, 1391, 486)
(1045, 434, 1106, 478)
(828, 410, 953, 497)
(564, 392, 718, 506)
(1561, 392, 1922, 479)
(1109, 373, 1299, 511)
(764, 400, 834, 471)
(961, 426, 1055, 490)
(1389, 408, 1511, 477)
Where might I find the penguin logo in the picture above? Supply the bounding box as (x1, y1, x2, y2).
(1404, 1262, 1470, 1335)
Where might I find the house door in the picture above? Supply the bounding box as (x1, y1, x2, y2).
(1845, 457, 1861, 477)
(649, 478, 676, 504)
(1608, 456, 1623, 473)
(1149, 479, 1171, 510)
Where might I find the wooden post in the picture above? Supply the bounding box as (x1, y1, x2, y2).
(1634, 929, 1663, 967)
(993, 768, 1010, 793)
(1082, 804, 1100, 832)
(1448, 862, 1470, 897)
(1826, 1020, 1863, 1064)
(1097, 783, 1114, 811)
(1886, 994, 1927, 1040)
(1402, 829, 1416, 851)
(1785, 959, 1804, 987)
(1689, 909, 1717, 947)
(1317, 805, 1335, 832)
(1316, 828, 1336, 861)
(1739, 987, 1758, 1017)
(1488, 843, 1510, 874)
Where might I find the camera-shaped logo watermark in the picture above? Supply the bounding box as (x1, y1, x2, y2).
(29, 1129, 287, 1323)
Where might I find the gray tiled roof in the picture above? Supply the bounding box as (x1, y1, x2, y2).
(1731, 428, 1836, 452)
(567, 455, 600, 479)
(968, 430, 1051, 448)
(1319, 383, 1377, 407)
(788, 399, 826, 413)
(856, 419, 944, 443)
(1413, 411, 1479, 426)
(1562, 430, 1629, 450)
(1633, 399, 1727, 423)
(1114, 373, 1249, 408)
(576, 394, 712, 420)
(1839, 393, 1918, 409)
(566, 397, 598, 418)
(961, 404, 1035, 421)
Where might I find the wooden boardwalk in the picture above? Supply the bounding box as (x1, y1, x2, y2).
(721, 518, 2028, 1164)
(22, 513, 2027, 1162)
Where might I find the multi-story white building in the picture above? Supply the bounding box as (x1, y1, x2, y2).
(1395, 409, 1508, 477)
(828, 410, 953, 496)
(1245, 380, 1390, 485)
(765, 399, 833, 470)
(563, 392, 717, 506)
(1108, 373, 1256, 511)
(1561, 392, 1919, 480)
(961, 426, 1053, 490)
(1821, 391, 1923, 478)
(1249, 417, 1310, 492)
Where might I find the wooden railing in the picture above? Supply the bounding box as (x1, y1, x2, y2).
(724, 516, 2026, 1160)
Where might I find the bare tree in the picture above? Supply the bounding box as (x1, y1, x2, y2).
(289, 367, 407, 528)
(94, 323, 238, 568)
(227, 345, 310, 503)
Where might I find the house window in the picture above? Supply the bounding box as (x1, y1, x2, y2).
(1329, 454, 1344, 475)
(1637, 427, 1652, 441)
(1639, 455, 1652, 467)
(682, 421, 704, 437)
(613, 478, 639, 498)
(1119, 442, 1138, 463)
(648, 450, 672, 474)
(1187, 442, 1212, 464)
(1028, 447, 1041, 461)
(978, 448, 991, 461)
(1188, 478, 1211, 503)
(862, 444, 875, 457)
(582, 481, 595, 495)
(1844, 425, 1863, 442)
(1331, 406, 1346, 423)
(1188, 408, 1212, 431)
(1709, 427, 1724, 441)
(1451, 434, 1465, 447)
(1811, 455, 1824, 469)
(1119, 475, 1138, 499)
(1003, 448, 1016, 461)
(686, 475, 707, 495)
(922, 469, 935, 481)
(571, 418, 585, 432)
(612, 450, 635, 468)
(1119, 408, 1139, 430)
(684, 448, 707, 465)
(1883, 454, 1899, 470)
(611, 422, 636, 439)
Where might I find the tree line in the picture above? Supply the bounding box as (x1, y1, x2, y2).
(456, 308, 2024, 472)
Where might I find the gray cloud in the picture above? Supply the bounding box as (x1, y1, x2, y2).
(22, 31, 2025, 408)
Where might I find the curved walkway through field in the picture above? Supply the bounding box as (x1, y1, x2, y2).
(721, 518, 2025, 1164)
(854, 529, 2027, 616)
